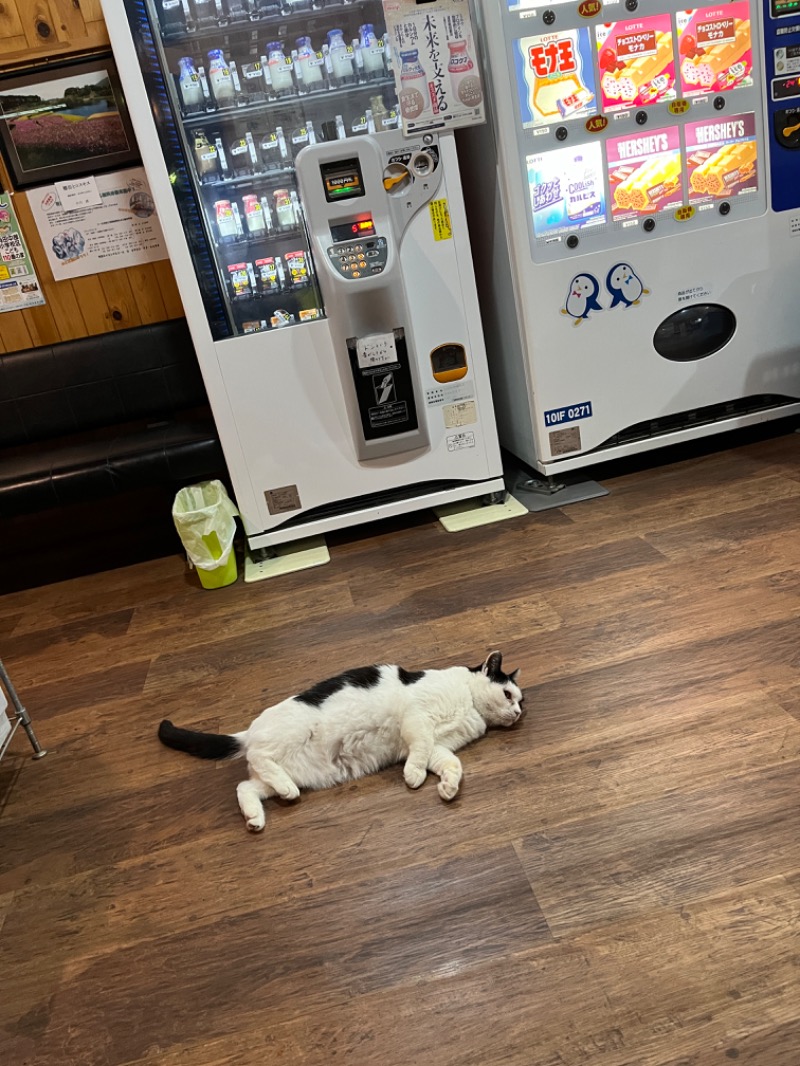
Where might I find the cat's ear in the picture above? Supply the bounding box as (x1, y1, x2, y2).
(482, 651, 503, 676)
(508, 668, 520, 683)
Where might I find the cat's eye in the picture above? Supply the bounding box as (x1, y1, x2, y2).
(504, 691, 514, 701)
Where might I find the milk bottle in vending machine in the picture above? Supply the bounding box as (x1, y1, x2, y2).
(192, 130, 222, 182)
(296, 37, 326, 93)
(359, 25, 385, 80)
(327, 29, 356, 87)
(178, 56, 204, 114)
(208, 49, 236, 108)
(267, 41, 295, 96)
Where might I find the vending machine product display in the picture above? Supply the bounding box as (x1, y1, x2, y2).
(459, 0, 800, 475)
(101, 0, 503, 550)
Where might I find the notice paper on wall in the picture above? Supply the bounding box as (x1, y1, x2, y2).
(0, 192, 45, 313)
(382, 0, 485, 135)
(29, 167, 168, 281)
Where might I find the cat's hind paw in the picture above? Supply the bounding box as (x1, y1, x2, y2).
(438, 771, 461, 802)
(404, 763, 427, 789)
(278, 782, 300, 801)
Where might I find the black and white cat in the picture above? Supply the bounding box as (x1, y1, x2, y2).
(158, 650, 523, 832)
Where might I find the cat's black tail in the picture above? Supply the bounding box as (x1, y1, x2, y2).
(158, 719, 242, 761)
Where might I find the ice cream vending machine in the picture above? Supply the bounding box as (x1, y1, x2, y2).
(100, 0, 504, 554)
(459, 0, 800, 476)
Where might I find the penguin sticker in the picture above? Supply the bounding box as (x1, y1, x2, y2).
(606, 262, 650, 308)
(561, 273, 602, 326)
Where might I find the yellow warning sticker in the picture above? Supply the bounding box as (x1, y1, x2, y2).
(0, 265, 9, 281)
(430, 198, 452, 241)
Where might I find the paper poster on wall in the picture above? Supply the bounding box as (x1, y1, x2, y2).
(383, 0, 485, 134)
(0, 192, 46, 312)
(29, 167, 167, 281)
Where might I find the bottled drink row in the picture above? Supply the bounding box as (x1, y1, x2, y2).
(227, 249, 312, 299)
(159, 0, 363, 36)
(213, 186, 301, 243)
(229, 245, 323, 333)
(239, 305, 322, 332)
(192, 96, 397, 185)
(176, 26, 390, 114)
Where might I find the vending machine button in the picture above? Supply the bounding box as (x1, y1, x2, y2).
(566, 234, 579, 249)
(643, 217, 656, 233)
(719, 201, 731, 216)
(542, 8, 555, 24)
(713, 96, 726, 111)
(635, 110, 648, 126)
(625, 0, 638, 10)
(555, 126, 568, 141)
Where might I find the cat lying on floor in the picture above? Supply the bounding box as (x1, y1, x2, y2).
(158, 650, 524, 832)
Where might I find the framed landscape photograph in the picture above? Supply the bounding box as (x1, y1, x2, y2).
(0, 56, 139, 190)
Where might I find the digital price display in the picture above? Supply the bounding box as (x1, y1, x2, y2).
(772, 0, 800, 17)
(772, 74, 800, 100)
(330, 216, 376, 241)
(320, 157, 366, 202)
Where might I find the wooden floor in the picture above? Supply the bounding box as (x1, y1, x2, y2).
(3, 428, 800, 1066)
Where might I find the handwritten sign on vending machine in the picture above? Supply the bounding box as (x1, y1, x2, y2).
(382, 0, 486, 134)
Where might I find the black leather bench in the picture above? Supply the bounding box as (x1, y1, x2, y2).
(0, 319, 226, 518)
(0, 318, 230, 591)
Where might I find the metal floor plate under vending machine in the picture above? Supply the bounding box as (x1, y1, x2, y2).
(459, 0, 800, 477)
(101, 0, 505, 555)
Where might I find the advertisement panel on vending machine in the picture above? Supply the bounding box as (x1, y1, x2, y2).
(100, 0, 504, 564)
(457, 0, 800, 479)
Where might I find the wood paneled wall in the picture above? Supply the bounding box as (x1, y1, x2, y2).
(0, 0, 185, 354)
(0, 0, 109, 64)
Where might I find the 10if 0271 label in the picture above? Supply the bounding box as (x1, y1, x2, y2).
(544, 401, 593, 426)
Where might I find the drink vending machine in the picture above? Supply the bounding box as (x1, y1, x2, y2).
(459, 0, 800, 477)
(100, 0, 504, 557)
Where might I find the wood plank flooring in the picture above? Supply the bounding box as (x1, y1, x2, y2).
(3, 428, 800, 1066)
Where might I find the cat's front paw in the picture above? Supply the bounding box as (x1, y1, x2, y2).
(438, 771, 461, 802)
(404, 763, 427, 789)
(246, 813, 265, 832)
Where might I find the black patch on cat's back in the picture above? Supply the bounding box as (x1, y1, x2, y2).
(398, 667, 425, 685)
(297, 665, 382, 707)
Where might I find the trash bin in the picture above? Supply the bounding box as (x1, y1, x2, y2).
(172, 480, 239, 589)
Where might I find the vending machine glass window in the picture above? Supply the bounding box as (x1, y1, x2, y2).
(123, 0, 398, 339)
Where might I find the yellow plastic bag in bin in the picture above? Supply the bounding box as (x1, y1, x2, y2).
(172, 480, 239, 589)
